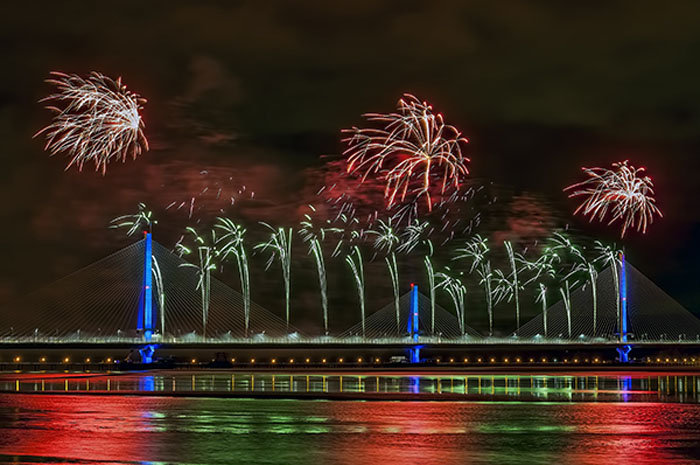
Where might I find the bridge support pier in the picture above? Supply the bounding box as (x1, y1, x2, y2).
(139, 344, 157, 364)
(617, 345, 632, 363)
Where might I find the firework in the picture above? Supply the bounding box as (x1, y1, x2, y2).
(368, 218, 401, 333)
(594, 241, 623, 332)
(424, 255, 436, 334)
(345, 245, 366, 338)
(175, 227, 217, 338)
(550, 233, 599, 334)
(343, 94, 470, 212)
(255, 224, 293, 331)
(215, 217, 251, 336)
(299, 207, 330, 335)
(435, 267, 467, 335)
(455, 234, 495, 336)
(110, 203, 155, 236)
(504, 241, 525, 330)
(36, 72, 148, 174)
(565, 160, 662, 237)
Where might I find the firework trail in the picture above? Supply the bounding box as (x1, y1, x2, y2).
(345, 245, 366, 338)
(175, 227, 217, 338)
(501, 240, 526, 330)
(343, 94, 470, 212)
(565, 160, 662, 237)
(151, 255, 166, 335)
(435, 267, 467, 335)
(368, 218, 401, 333)
(594, 240, 623, 332)
(255, 224, 293, 331)
(455, 234, 495, 335)
(523, 249, 557, 338)
(215, 217, 251, 336)
(299, 206, 330, 335)
(424, 255, 436, 334)
(550, 233, 599, 334)
(36, 72, 148, 174)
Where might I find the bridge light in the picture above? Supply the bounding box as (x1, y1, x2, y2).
(504, 358, 509, 363)
(665, 358, 670, 363)
(563, 359, 568, 363)
(305, 358, 311, 363)
(673, 358, 678, 363)
(14, 356, 20, 363)
(231, 358, 236, 363)
(271, 359, 277, 364)
(375, 358, 380, 363)
(529, 358, 534, 363)
(191, 359, 196, 364)
(85, 358, 91, 363)
(516, 357, 521, 363)
(490, 358, 495, 363)
(541, 357, 547, 363)
(477, 358, 482, 363)
(357, 357, 363, 363)
(289, 359, 294, 364)
(449, 358, 454, 363)
(63, 357, 70, 363)
(573, 358, 579, 363)
(106, 357, 112, 363)
(463, 358, 469, 363)
(338, 358, 344, 363)
(40, 357, 46, 363)
(250, 358, 255, 364)
(593, 358, 599, 363)
(322, 358, 327, 363)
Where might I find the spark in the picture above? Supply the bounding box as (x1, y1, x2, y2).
(35, 71, 148, 174)
(342, 93, 470, 212)
(110, 203, 155, 236)
(565, 160, 662, 237)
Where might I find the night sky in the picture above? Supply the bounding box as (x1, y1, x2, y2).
(2, 1, 700, 333)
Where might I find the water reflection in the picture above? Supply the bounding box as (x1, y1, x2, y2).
(0, 395, 699, 464)
(1, 371, 699, 403)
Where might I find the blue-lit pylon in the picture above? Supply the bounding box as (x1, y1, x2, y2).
(617, 251, 631, 363)
(407, 283, 421, 363)
(137, 232, 156, 362)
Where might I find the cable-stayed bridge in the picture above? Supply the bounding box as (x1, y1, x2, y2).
(1, 236, 700, 363)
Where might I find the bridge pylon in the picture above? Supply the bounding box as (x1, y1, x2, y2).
(618, 251, 631, 362)
(137, 232, 157, 362)
(406, 283, 421, 363)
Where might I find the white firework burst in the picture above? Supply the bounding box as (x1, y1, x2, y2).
(36, 71, 148, 174)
